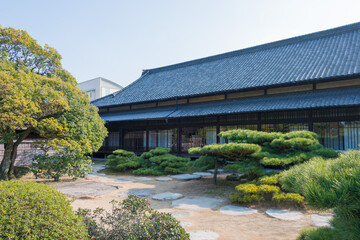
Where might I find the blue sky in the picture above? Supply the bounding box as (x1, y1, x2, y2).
(1, 0, 360, 87)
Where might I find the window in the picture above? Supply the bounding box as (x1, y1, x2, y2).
(108, 132, 119, 147)
(313, 121, 360, 150)
(261, 123, 309, 133)
(181, 126, 217, 152)
(86, 90, 96, 100)
(148, 129, 177, 151)
(124, 130, 146, 151)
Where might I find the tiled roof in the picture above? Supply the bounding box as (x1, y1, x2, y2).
(93, 22, 360, 108)
(100, 86, 360, 122)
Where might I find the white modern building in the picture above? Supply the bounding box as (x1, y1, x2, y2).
(77, 77, 123, 101)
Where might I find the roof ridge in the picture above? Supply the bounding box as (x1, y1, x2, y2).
(144, 22, 360, 74)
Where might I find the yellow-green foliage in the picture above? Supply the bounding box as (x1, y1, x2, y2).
(272, 192, 304, 204)
(0, 181, 87, 239)
(258, 173, 283, 185)
(218, 129, 281, 145)
(106, 149, 140, 172)
(231, 183, 280, 203)
(0, 26, 107, 180)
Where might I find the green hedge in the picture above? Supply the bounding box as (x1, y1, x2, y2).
(0, 181, 88, 239)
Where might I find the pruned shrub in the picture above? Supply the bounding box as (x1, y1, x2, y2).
(188, 156, 215, 171)
(258, 173, 283, 185)
(218, 129, 281, 145)
(77, 195, 189, 240)
(133, 148, 190, 175)
(230, 183, 280, 203)
(105, 149, 140, 172)
(225, 161, 265, 180)
(272, 192, 304, 205)
(0, 181, 87, 239)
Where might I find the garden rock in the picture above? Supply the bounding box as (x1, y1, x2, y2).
(311, 213, 333, 227)
(220, 205, 258, 216)
(172, 174, 201, 181)
(118, 189, 156, 197)
(156, 177, 173, 182)
(192, 172, 212, 177)
(172, 196, 223, 210)
(189, 231, 219, 240)
(171, 211, 192, 219)
(265, 209, 303, 221)
(50, 181, 118, 197)
(152, 192, 183, 200)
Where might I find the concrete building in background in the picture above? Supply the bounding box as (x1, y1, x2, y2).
(77, 77, 123, 101)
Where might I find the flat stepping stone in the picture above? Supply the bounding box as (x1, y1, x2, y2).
(137, 177, 153, 181)
(265, 209, 303, 221)
(220, 205, 258, 216)
(152, 192, 183, 200)
(156, 177, 173, 182)
(171, 211, 192, 219)
(118, 189, 156, 197)
(192, 172, 212, 177)
(99, 177, 134, 183)
(172, 196, 223, 210)
(189, 231, 219, 240)
(311, 213, 333, 227)
(180, 221, 191, 227)
(50, 181, 118, 197)
(172, 174, 201, 181)
(207, 169, 224, 174)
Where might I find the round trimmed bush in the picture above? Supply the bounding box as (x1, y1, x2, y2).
(0, 180, 88, 239)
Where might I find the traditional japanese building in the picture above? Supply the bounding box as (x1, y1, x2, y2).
(92, 22, 360, 157)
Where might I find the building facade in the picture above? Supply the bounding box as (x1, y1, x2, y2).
(92, 23, 360, 157)
(77, 77, 123, 101)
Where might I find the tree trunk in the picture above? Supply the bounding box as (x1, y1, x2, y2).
(0, 128, 32, 180)
(0, 142, 14, 180)
(213, 158, 218, 185)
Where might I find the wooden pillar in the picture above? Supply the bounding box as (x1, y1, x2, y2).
(146, 128, 149, 151)
(177, 127, 182, 155)
(309, 110, 313, 131)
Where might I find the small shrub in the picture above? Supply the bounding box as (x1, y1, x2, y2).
(188, 156, 215, 171)
(133, 166, 165, 176)
(106, 149, 139, 172)
(231, 183, 280, 203)
(272, 192, 304, 205)
(31, 153, 92, 181)
(0, 181, 87, 239)
(77, 195, 189, 240)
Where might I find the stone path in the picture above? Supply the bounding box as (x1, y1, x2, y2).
(172, 196, 223, 210)
(91, 164, 106, 175)
(220, 205, 258, 216)
(50, 181, 118, 197)
(189, 231, 219, 240)
(172, 174, 201, 181)
(152, 192, 183, 200)
(98, 177, 135, 183)
(118, 188, 156, 197)
(265, 209, 303, 221)
(311, 213, 333, 227)
(156, 177, 173, 181)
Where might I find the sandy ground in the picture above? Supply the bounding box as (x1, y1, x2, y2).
(69, 174, 314, 240)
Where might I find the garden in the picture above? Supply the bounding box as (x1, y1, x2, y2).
(1, 26, 359, 240)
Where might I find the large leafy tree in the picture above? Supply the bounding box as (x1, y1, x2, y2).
(0, 26, 107, 180)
